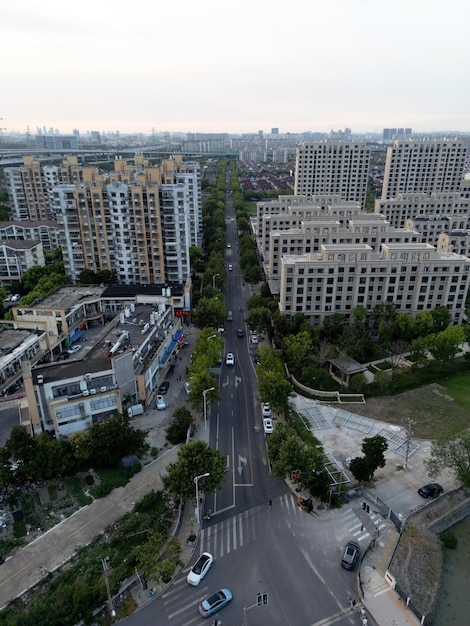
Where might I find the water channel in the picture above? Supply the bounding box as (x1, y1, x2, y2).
(432, 516, 470, 624)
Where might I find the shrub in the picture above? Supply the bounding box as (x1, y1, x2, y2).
(440, 530, 457, 549)
(166, 407, 194, 445)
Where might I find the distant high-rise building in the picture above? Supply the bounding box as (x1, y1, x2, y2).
(294, 141, 370, 207)
(381, 139, 467, 200)
(35, 134, 79, 150)
(271, 128, 279, 135)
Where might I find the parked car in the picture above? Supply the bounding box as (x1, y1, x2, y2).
(250, 333, 259, 344)
(263, 418, 274, 434)
(418, 483, 443, 498)
(187, 552, 213, 586)
(158, 380, 170, 395)
(261, 402, 271, 418)
(10, 294, 21, 302)
(225, 353, 234, 366)
(184, 381, 191, 395)
(198, 588, 233, 618)
(341, 541, 360, 570)
(156, 395, 166, 410)
(67, 345, 82, 355)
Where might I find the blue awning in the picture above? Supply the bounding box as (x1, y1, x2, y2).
(174, 329, 184, 342)
(70, 329, 83, 342)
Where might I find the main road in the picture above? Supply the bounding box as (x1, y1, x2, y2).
(123, 179, 362, 625)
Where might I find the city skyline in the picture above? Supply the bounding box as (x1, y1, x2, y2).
(2, 0, 470, 135)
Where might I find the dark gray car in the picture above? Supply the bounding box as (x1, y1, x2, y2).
(341, 541, 360, 570)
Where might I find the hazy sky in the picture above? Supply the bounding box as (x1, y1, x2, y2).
(2, 0, 469, 135)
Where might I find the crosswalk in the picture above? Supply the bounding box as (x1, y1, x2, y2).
(199, 493, 304, 557)
(339, 507, 388, 543)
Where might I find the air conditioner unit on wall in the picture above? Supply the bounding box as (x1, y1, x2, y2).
(100, 386, 106, 392)
(90, 389, 97, 394)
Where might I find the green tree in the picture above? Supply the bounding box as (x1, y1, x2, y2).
(245, 307, 272, 335)
(257, 370, 292, 416)
(350, 435, 388, 482)
(166, 407, 194, 445)
(162, 440, 226, 499)
(192, 297, 226, 329)
(430, 306, 452, 332)
(426, 326, 466, 362)
(425, 431, 470, 487)
(86, 415, 148, 467)
(284, 330, 313, 372)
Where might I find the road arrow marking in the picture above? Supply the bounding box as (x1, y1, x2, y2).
(235, 376, 242, 388)
(237, 454, 247, 476)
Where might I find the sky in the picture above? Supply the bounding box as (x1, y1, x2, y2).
(1, 0, 469, 136)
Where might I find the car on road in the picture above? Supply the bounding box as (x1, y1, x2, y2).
(67, 345, 82, 355)
(263, 418, 274, 434)
(198, 588, 233, 618)
(237, 328, 245, 338)
(261, 402, 271, 417)
(418, 483, 443, 498)
(341, 541, 360, 570)
(225, 352, 234, 366)
(228, 263, 233, 271)
(156, 395, 166, 410)
(187, 552, 213, 586)
(226, 243, 231, 248)
(158, 380, 170, 395)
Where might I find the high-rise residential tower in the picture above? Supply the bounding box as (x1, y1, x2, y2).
(294, 142, 370, 208)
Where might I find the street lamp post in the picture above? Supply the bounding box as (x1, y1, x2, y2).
(203, 386, 215, 430)
(212, 273, 220, 289)
(194, 472, 210, 524)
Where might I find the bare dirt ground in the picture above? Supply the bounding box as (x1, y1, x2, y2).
(350, 384, 470, 439)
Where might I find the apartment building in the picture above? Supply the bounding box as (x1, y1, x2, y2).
(14, 285, 187, 436)
(5, 155, 201, 286)
(0, 240, 45, 286)
(294, 142, 370, 207)
(278, 243, 470, 325)
(4, 156, 82, 221)
(374, 193, 470, 229)
(381, 139, 467, 200)
(267, 215, 421, 287)
(0, 220, 58, 252)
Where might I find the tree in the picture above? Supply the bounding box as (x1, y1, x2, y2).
(192, 297, 226, 329)
(162, 440, 226, 499)
(86, 415, 148, 467)
(284, 331, 313, 372)
(426, 326, 466, 362)
(425, 431, 470, 487)
(166, 407, 194, 445)
(350, 435, 388, 483)
(257, 370, 292, 416)
(430, 306, 452, 332)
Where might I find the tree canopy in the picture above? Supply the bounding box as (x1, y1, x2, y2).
(162, 440, 226, 500)
(425, 431, 470, 487)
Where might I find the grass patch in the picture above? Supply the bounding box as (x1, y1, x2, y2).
(373, 361, 392, 371)
(90, 465, 141, 499)
(47, 484, 58, 501)
(358, 373, 470, 438)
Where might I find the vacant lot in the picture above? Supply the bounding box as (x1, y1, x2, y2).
(353, 381, 470, 439)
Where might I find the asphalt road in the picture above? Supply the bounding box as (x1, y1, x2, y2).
(122, 181, 376, 626)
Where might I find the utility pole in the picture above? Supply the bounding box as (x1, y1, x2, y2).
(404, 417, 414, 469)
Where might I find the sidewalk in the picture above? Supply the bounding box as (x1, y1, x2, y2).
(359, 517, 421, 626)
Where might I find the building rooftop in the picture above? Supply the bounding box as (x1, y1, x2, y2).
(30, 286, 105, 311)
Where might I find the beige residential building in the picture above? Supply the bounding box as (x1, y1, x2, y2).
(374, 193, 470, 229)
(381, 139, 467, 200)
(278, 243, 470, 325)
(0, 240, 45, 286)
(0, 220, 58, 252)
(294, 142, 370, 207)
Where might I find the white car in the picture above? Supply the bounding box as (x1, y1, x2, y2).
(228, 264, 233, 271)
(187, 552, 214, 586)
(261, 402, 271, 418)
(263, 418, 274, 434)
(67, 345, 82, 355)
(225, 352, 234, 366)
(156, 395, 166, 410)
(184, 381, 191, 395)
(250, 333, 259, 344)
(226, 243, 232, 248)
